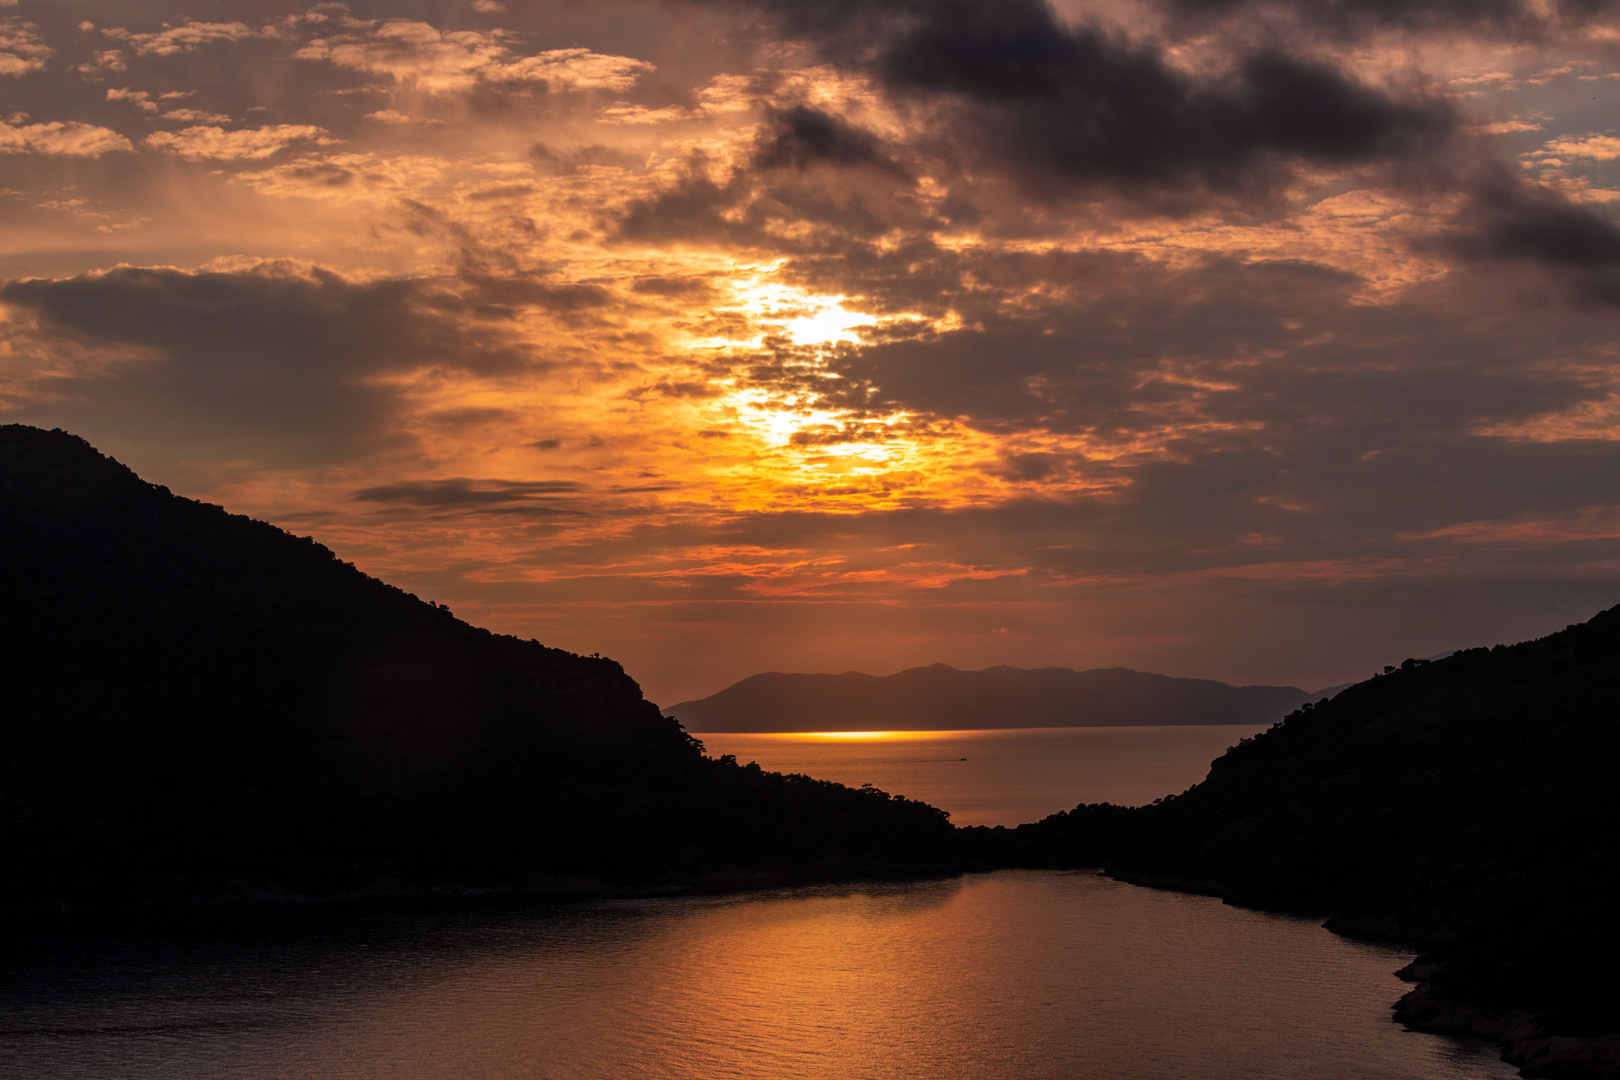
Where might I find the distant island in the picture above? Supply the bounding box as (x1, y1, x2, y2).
(666, 665, 1325, 731)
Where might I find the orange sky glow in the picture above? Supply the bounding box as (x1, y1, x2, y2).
(4, 0, 1620, 704)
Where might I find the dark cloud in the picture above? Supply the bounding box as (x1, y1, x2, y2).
(623, 2, 1460, 243)
(631, 276, 720, 299)
(0, 264, 540, 464)
(1157, 0, 1617, 35)
(1445, 171, 1620, 305)
(752, 105, 909, 179)
(616, 152, 925, 247)
(530, 142, 642, 174)
(991, 452, 1062, 481)
(618, 173, 754, 246)
(887, 30, 1451, 196)
(264, 161, 359, 188)
(704, 0, 1455, 200)
(629, 378, 722, 400)
(423, 407, 517, 428)
(458, 272, 614, 315)
(353, 478, 584, 506)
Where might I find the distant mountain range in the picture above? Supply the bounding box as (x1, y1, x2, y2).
(666, 665, 1330, 732)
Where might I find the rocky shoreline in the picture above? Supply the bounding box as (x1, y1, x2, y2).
(1393, 965, 1620, 1080)
(1106, 870, 1620, 1079)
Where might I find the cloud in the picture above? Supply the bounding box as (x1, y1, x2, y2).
(752, 105, 909, 178)
(713, 247, 1618, 459)
(616, 111, 932, 248)
(1530, 134, 1620, 163)
(599, 72, 759, 124)
(144, 125, 332, 161)
(295, 21, 653, 95)
(2, 0, 1618, 701)
(101, 21, 261, 57)
(529, 141, 641, 173)
(75, 49, 126, 74)
(1155, 0, 1618, 35)
(616, 173, 760, 246)
(694, 0, 1455, 202)
(107, 87, 159, 113)
(353, 477, 584, 507)
(0, 120, 132, 156)
(0, 17, 49, 76)
(882, 26, 1451, 197)
(630, 275, 721, 299)
(159, 109, 234, 124)
(0, 263, 543, 464)
(365, 109, 437, 125)
(457, 272, 614, 314)
(1446, 170, 1620, 304)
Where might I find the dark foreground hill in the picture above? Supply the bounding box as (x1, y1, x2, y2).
(8, 425, 1616, 1072)
(667, 665, 1315, 731)
(0, 426, 956, 904)
(1005, 608, 1620, 1077)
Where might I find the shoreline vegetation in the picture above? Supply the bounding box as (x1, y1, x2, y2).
(988, 604, 1620, 1078)
(4, 424, 1615, 1078)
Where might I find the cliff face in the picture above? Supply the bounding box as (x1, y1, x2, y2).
(0, 426, 955, 903)
(1016, 605, 1620, 1065)
(668, 664, 1314, 731)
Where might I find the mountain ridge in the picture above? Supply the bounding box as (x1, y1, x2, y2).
(667, 663, 1321, 731)
(1002, 604, 1620, 1076)
(0, 425, 960, 903)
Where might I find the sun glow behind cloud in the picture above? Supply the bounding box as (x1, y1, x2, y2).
(4, 0, 1620, 703)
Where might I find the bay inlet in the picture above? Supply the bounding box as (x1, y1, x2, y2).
(694, 725, 1274, 827)
(1, 872, 1516, 1079)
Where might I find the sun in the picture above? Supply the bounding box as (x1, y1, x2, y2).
(780, 298, 868, 346)
(681, 270, 873, 351)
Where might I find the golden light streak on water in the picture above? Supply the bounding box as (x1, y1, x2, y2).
(0, 872, 1523, 1080)
(774, 730, 970, 742)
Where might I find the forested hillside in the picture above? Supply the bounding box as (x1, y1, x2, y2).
(0, 426, 955, 903)
(1011, 608, 1620, 1075)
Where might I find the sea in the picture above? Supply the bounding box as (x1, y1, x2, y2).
(694, 724, 1274, 826)
(0, 727, 1521, 1079)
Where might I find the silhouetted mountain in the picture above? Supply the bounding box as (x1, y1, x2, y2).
(0, 426, 956, 904)
(667, 665, 1316, 731)
(1008, 608, 1620, 1076)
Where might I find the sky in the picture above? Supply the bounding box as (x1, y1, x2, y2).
(4, 0, 1620, 707)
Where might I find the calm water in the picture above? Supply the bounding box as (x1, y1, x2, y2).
(0, 871, 1514, 1079)
(694, 726, 1270, 826)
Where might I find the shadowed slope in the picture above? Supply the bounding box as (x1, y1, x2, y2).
(1013, 607, 1620, 1072)
(0, 426, 955, 904)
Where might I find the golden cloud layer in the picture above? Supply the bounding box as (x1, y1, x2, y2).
(2, 0, 1620, 699)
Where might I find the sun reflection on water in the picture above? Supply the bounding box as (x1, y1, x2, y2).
(776, 730, 972, 742)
